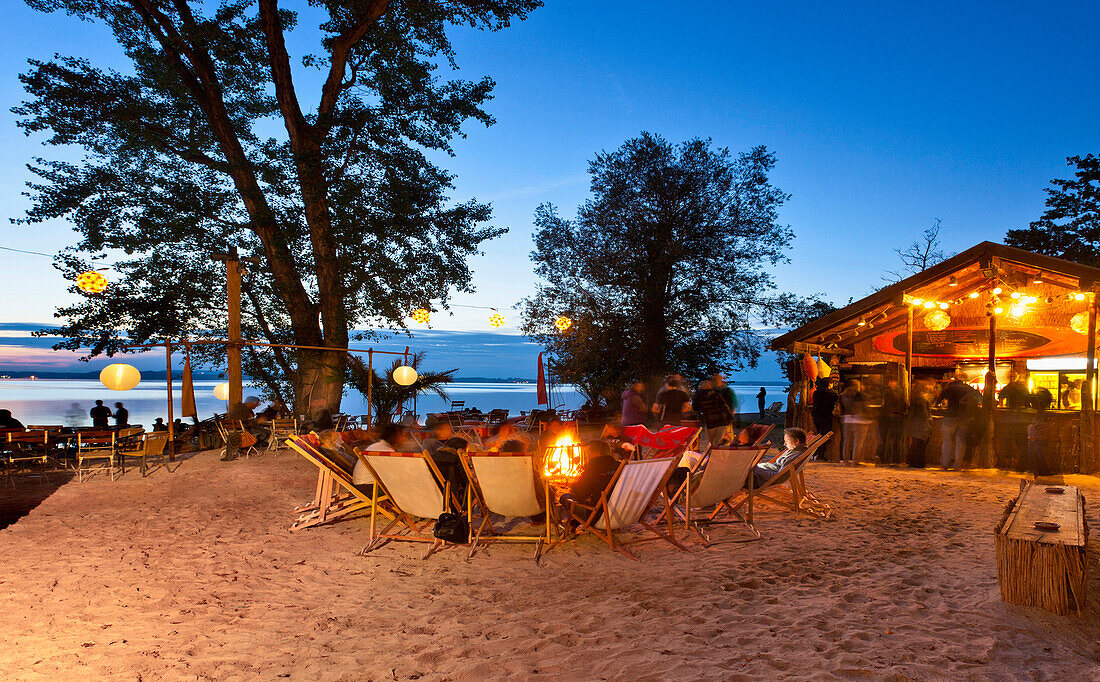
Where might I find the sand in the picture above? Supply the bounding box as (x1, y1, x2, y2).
(1, 449, 1098, 680)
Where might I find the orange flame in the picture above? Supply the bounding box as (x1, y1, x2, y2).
(543, 434, 583, 480)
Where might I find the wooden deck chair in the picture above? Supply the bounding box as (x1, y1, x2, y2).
(124, 431, 169, 476)
(671, 446, 768, 545)
(77, 431, 117, 482)
(460, 451, 553, 562)
(4, 430, 50, 485)
(730, 432, 833, 519)
(357, 450, 464, 558)
(285, 434, 393, 531)
(764, 401, 783, 419)
(217, 420, 259, 458)
(267, 418, 298, 452)
(561, 457, 688, 559)
(746, 423, 775, 446)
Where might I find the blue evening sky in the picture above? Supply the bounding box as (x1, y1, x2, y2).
(0, 1, 1096, 377)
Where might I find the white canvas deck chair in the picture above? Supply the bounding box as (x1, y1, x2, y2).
(460, 451, 553, 563)
(669, 446, 768, 545)
(285, 434, 393, 531)
(730, 432, 834, 520)
(357, 450, 465, 559)
(561, 457, 688, 559)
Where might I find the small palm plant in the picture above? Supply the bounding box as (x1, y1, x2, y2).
(346, 351, 456, 425)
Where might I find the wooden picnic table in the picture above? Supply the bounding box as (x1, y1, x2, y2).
(994, 482, 1088, 616)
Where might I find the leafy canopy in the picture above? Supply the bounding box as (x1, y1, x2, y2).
(522, 132, 803, 403)
(15, 0, 539, 407)
(1005, 155, 1100, 266)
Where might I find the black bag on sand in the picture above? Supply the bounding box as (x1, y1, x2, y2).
(433, 513, 468, 544)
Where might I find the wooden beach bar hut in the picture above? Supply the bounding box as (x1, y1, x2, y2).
(771, 241, 1100, 475)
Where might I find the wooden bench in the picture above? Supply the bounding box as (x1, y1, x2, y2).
(995, 481, 1088, 616)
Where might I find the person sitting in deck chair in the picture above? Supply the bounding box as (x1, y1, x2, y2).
(746, 428, 808, 489)
(420, 421, 453, 457)
(431, 436, 470, 501)
(0, 409, 24, 430)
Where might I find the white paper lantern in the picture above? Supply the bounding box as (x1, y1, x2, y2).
(392, 365, 418, 386)
(99, 363, 141, 391)
(214, 382, 230, 400)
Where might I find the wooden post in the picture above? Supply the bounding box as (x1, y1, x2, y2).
(366, 349, 374, 428)
(212, 247, 246, 408)
(1081, 292, 1097, 474)
(904, 306, 913, 402)
(983, 314, 998, 468)
(165, 341, 175, 461)
(226, 257, 243, 407)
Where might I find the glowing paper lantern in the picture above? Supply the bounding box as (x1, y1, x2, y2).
(801, 353, 818, 382)
(489, 313, 505, 328)
(816, 357, 832, 378)
(411, 308, 430, 324)
(99, 363, 141, 391)
(924, 309, 950, 332)
(1071, 312, 1090, 335)
(392, 365, 418, 386)
(214, 382, 230, 400)
(76, 271, 108, 294)
(554, 316, 573, 332)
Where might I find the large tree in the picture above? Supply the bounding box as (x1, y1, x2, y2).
(1005, 154, 1100, 265)
(15, 0, 539, 415)
(521, 132, 797, 404)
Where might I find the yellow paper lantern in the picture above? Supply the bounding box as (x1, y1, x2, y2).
(214, 382, 230, 400)
(489, 313, 505, 328)
(76, 271, 108, 294)
(1071, 312, 1090, 335)
(816, 357, 832, 378)
(411, 308, 430, 324)
(99, 363, 141, 391)
(554, 316, 573, 332)
(925, 309, 950, 332)
(392, 365, 418, 386)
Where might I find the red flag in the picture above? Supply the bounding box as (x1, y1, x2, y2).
(181, 354, 198, 418)
(536, 353, 548, 406)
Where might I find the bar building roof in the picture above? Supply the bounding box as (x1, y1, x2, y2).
(771, 241, 1100, 363)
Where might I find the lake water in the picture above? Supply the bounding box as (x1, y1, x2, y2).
(0, 379, 789, 427)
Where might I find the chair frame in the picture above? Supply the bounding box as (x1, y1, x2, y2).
(560, 457, 688, 560)
(285, 434, 394, 531)
(356, 449, 466, 559)
(267, 418, 299, 452)
(730, 433, 834, 519)
(4, 430, 51, 486)
(670, 446, 769, 545)
(77, 431, 117, 482)
(460, 450, 553, 562)
(217, 420, 260, 458)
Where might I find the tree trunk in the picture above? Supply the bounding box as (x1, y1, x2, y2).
(293, 349, 345, 418)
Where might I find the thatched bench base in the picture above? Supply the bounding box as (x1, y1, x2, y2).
(994, 482, 1088, 616)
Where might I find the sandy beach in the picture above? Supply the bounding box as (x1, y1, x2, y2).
(1, 450, 1098, 680)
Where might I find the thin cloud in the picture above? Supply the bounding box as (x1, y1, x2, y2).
(482, 174, 589, 202)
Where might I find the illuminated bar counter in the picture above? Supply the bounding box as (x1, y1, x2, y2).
(773, 242, 1100, 475)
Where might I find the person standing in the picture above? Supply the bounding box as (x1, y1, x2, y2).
(90, 400, 112, 429)
(113, 402, 129, 428)
(876, 379, 906, 466)
(903, 380, 933, 468)
(1026, 388, 1054, 478)
(935, 371, 978, 470)
(620, 382, 648, 427)
(838, 380, 869, 465)
(998, 371, 1030, 408)
(757, 387, 767, 419)
(64, 402, 84, 428)
(713, 374, 738, 424)
(811, 377, 839, 437)
(692, 379, 733, 449)
(653, 377, 691, 426)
